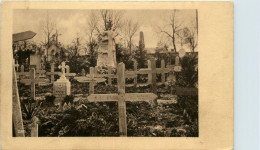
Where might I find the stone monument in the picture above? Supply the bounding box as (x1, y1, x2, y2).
(53, 61, 71, 103)
(97, 30, 117, 68)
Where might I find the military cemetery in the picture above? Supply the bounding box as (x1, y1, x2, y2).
(12, 9, 198, 137)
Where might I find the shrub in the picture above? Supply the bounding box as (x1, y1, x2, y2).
(45, 95, 56, 106)
(62, 95, 74, 105)
(20, 98, 42, 120)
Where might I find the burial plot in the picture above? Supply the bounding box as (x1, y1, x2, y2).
(87, 63, 157, 136)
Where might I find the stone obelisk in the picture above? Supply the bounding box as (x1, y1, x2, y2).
(139, 31, 145, 49)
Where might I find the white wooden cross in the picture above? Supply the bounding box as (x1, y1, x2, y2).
(87, 63, 157, 136)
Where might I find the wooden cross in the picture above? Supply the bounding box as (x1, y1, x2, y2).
(46, 63, 61, 83)
(81, 67, 136, 87)
(64, 65, 76, 78)
(87, 63, 157, 136)
(74, 67, 106, 94)
(20, 69, 49, 99)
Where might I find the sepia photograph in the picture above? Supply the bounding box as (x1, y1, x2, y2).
(12, 9, 198, 137)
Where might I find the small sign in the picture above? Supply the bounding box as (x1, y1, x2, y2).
(174, 66, 182, 72)
(88, 94, 119, 102)
(124, 93, 157, 101)
(75, 76, 106, 83)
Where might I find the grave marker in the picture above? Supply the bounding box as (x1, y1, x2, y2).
(20, 69, 35, 99)
(53, 62, 71, 103)
(15, 60, 19, 71)
(30, 116, 39, 137)
(46, 63, 59, 83)
(87, 63, 157, 136)
(81, 69, 86, 76)
(107, 66, 112, 86)
(161, 60, 165, 84)
(133, 60, 138, 85)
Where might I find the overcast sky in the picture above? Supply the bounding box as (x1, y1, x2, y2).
(13, 9, 197, 51)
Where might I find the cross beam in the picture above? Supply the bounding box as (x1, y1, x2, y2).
(75, 67, 106, 94)
(87, 63, 157, 136)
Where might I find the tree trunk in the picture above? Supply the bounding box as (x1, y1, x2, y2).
(172, 37, 177, 53)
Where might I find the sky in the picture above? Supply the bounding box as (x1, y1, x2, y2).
(13, 9, 197, 52)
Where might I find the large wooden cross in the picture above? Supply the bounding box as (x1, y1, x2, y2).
(87, 63, 157, 136)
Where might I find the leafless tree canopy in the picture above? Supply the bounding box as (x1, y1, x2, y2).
(156, 10, 182, 52)
(120, 19, 140, 53)
(41, 14, 56, 48)
(87, 11, 99, 43)
(100, 10, 124, 32)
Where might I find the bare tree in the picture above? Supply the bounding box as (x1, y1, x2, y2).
(85, 11, 99, 66)
(120, 19, 140, 53)
(41, 14, 56, 48)
(100, 10, 124, 33)
(156, 10, 182, 52)
(87, 11, 99, 42)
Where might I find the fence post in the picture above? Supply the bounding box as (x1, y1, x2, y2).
(31, 116, 39, 137)
(175, 56, 180, 65)
(147, 60, 152, 84)
(89, 67, 95, 94)
(95, 66, 98, 74)
(117, 63, 127, 136)
(134, 61, 137, 86)
(30, 69, 36, 100)
(81, 69, 86, 76)
(161, 59, 165, 84)
(108, 66, 112, 86)
(151, 58, 157, 105)
(66, 66, 70, 73)
(51, 63, 55, 83)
